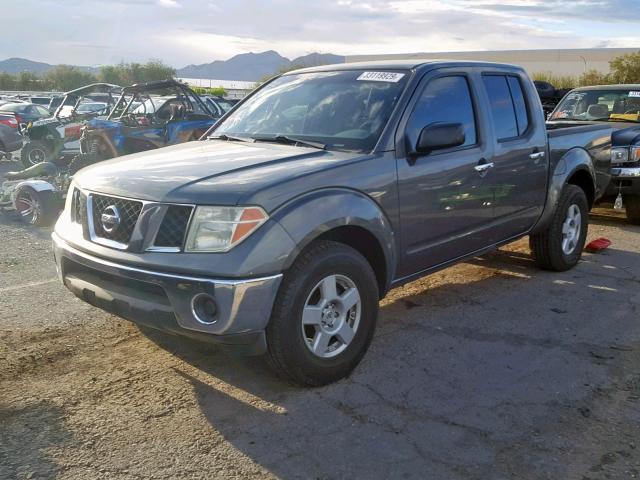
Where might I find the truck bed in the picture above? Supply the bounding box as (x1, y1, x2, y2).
(546, 122, 614, 201)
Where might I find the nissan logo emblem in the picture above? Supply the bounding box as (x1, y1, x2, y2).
(101, 205, 121, 233)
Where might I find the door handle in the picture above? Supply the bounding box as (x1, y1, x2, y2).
(529, 151, 545, 160)
(474, 162, 494, 173)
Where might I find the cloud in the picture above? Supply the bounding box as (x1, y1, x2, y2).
(1, 0, 639, 67)
(158, 0, 181, 8)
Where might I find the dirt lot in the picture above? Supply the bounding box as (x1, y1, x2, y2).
(1, 160, 640, 479)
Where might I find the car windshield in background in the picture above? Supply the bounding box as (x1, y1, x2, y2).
(213, 70, 410, 152)
(551, 88, 640, 122)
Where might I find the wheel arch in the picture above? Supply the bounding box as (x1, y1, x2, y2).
(272, 188, 397, 297)
(531, 147, 597, 234)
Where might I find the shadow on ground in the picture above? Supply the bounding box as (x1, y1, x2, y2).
(140, 243, 640, 479)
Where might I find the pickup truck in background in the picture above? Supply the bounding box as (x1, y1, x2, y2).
(53, 60, 615, 386)
(549, 84, 640, 223)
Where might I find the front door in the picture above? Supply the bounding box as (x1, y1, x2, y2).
(396, 72, 495, 279)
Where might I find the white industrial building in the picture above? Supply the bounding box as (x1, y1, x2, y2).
(177, 77, 256, 99)
(346, 48, 639, 77)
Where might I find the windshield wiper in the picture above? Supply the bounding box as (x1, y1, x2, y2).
(208, 134, 255, 142)
(254, 135, 326, 150)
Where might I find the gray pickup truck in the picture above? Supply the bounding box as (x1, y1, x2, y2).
(53, 60, 614, 386)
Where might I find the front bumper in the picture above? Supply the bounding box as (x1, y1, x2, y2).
(53, 233, 282, 355)
(605, 166, 640, 197)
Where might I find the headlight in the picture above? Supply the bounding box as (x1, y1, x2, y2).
(184, 206, 268, 252)
(611, 146, 640, 164)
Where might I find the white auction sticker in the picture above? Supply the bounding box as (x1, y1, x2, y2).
(357, 71, 405, 83)
(629, 91, 640, 97)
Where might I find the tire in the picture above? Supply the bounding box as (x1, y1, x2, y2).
(14, 186, 58, 227)
(530, 184, 589, 271)
(266, 240, 379, 387)
(20, 141, 51, 168)
(68, 153, 101, 174)
(624, 195, 640, 225)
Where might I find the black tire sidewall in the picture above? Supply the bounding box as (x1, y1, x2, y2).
(267, 241, 379, 385)
(552, 185, 589, 268)
(21, 142, 50, 167)
(624, 195, 640, 224)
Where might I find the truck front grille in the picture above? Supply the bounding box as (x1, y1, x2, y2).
(91, 194, 143, 245)
(154, 205, 193, 248)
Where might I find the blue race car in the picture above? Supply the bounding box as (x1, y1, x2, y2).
(78, 79, 218, 162)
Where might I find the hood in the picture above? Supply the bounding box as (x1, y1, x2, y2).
(611, 125, 640, 146)
(74, 140, 360, 206)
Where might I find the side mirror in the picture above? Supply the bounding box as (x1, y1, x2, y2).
(415, 123, 465, 154)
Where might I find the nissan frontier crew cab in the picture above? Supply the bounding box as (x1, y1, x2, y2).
(54, 60, 614, 386)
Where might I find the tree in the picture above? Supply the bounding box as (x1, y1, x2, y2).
(609, 51, 640, 84)
(42, 65, 97, 91)
(191, 86, 227, 97)
(98, 60, 176, 86)
(578, 69, 612, 87)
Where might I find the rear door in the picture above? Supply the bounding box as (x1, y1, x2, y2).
(479, 73, 548, 240)
(395, 70, 495, 278)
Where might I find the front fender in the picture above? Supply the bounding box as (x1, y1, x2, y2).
(271, 188, 396, 291)
(531, 147, 596, 234)
(14, 179, 56, 193)
(9, 179, 56, 205)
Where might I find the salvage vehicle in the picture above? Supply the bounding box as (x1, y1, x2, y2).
(77, 79, 216, 161)
(0, 161, 68, 226)
(20, 83, 121, 168)
(0, 102, 50, 125)
(54, 60, 615, 386)
(202, 95, 237, 117)
(0, 113, 23, 154)
(549, 84, 640, 223)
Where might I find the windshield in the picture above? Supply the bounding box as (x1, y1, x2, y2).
(212, 70, 409, 152)
(550, 88, 640, 122)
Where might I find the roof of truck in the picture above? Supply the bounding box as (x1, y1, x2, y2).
(568, 84, 640, 91)
(287, 59, 523, 75)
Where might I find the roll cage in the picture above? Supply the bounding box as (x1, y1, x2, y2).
(107, 79, 214, 123)
(53, 83, 122, 121)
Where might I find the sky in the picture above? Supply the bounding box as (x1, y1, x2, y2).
(3, 0, 640, 67)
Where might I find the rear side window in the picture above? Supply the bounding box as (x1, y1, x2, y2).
(483, 74, 530, 140)
(482, 75, 518, 140)
(407, 75, 477, 149)
(507, 76, 529, 135)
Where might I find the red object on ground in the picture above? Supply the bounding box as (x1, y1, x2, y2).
(585, 238, 611, 253)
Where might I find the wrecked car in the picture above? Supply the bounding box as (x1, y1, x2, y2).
(77, 79, 217, 162)
(0, 159, 69, 227)
(20, 83, 121, 168)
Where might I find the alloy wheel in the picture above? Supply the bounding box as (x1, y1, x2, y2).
(301, 274, 361, 358)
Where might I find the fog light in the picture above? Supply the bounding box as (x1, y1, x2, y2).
(191, 293, 218, 324)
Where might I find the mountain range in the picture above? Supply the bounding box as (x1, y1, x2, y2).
(0, 51, 345, 82)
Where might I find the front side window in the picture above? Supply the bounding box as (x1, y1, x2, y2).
(213, 70, 410, 152)
(406, 75, 477, 150)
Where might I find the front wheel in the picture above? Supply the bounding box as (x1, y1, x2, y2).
(624, 195, 640, 225)
(530, 184, 589, 271)
(266, 240, 379, 387)
(14, 186, 58, 227)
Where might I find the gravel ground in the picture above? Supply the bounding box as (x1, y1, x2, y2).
(1, 158, 640, 479)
